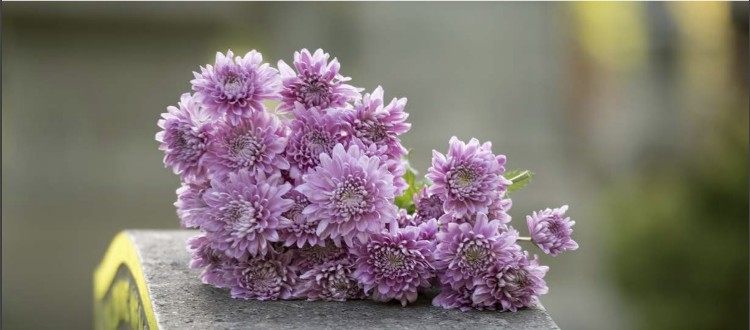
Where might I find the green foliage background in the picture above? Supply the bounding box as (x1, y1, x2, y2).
(605, 105, 748, 329)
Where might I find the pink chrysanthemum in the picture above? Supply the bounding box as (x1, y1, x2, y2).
(352, 225, 435, 306)
(175, 180, 211, 229)
(285, 105, 352, 180)
(278, 190, 320, 248)
(226, 251, 297, 301)
(344, 87, 410, 162)
(202, 111, 289, 180)
(187, 234, 233, 288)
(471, 252, 549, 312)
(434, 213, 520, 289)
(202, 170, 293, 259)
(156, 93, 213, 181)
(295, 256, 366, 302)
(413, 186, 445, 224)
(297, 144, 397, 246)
(191, 50, 280, 125)
(527, 205, 578, 256)
(277, 48, 361, 113)
(426, 137, 511, 217)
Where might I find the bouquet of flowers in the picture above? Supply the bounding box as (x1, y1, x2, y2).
(156, 48, 578, 311)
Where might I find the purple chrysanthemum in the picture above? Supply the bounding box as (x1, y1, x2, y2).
(226, 251, 297, 300)
(471, 252, 549, 312)
(432, 285, 485, 312)
(426, 137, 512, 217)
(297, 144, 397, 246)
(202, 170, 293, 258)
(435, 213, 520, 289)
(191, 50, 280, 125)
(285, 105, 352, 180)
(344, 87, 410, 161)
(156, 93, 213, 181)
(413, 186, 445, 224)
(277, 48, 361, 113)
(278, 190, 320, 248)
(187, 234, 232, 288)
(202, 111, 289, 180)
(175, 180, 211, 229)
(352, 225, 435, 306)
(527, 205, 578, 256)
(295, 256, 366, 301)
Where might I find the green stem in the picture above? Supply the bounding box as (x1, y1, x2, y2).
(508, 170, 532, 184)
(517, 236, 532, 242)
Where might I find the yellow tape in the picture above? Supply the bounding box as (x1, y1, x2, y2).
(93, 231, 159, 330)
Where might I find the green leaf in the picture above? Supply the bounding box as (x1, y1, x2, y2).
(394, 152, 425, 214)
(505, 169, 534, 192)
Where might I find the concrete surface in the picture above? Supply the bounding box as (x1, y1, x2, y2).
(118, 230, 560, 330)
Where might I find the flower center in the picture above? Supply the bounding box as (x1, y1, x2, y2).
(547, 219, 563, 236)
(229, 133, 264, 168)
(243, 261, 281, 293)
(454, 168, 476, 187)
(372, 245, 411, 277)
(333, 176, 369, 217)
(221, 199, 262, 236)
(355, 119, 388, 144)
(222, 72, 252, 101)
(296, 74, 332, 107)
(447, 164, 481, 198)
(305, 130, 333, 159)
(417, 194, 444, 220)
(171, 124, 206, 161)
(457, 238, 492, 274)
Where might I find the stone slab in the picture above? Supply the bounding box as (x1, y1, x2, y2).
(95, 230, 560, 330)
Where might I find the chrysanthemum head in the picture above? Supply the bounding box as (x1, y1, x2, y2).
(187, 234, 232, 287)
(297, 144, 397, 246)
(472, 252, 549, 312)
(202, 169, 293, 258)
(226, 251, 297, 301)
(191, 50, 280, 124)
(296, 256, 366, 301)
(285, 105, 352, 179)
(352, 225, 435, 306)
(414, 186, 445, 223)
(277, 48, 361, 113)
(202, 111, 289, 180)
(426, 136, 512, 217)
(527, 205, 578, 256)
(435, 213, 519, 289)
(175, 179, 211, 229)
(156, 93, 214, 181)
(345, 87, 410, 161)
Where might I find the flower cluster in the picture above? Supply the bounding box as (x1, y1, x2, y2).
(157, 48, 577, 310)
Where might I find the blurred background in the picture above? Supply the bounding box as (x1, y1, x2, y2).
(2, 2, 748, 329)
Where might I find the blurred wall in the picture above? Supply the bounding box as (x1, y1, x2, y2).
(2, 2, 746, 330)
